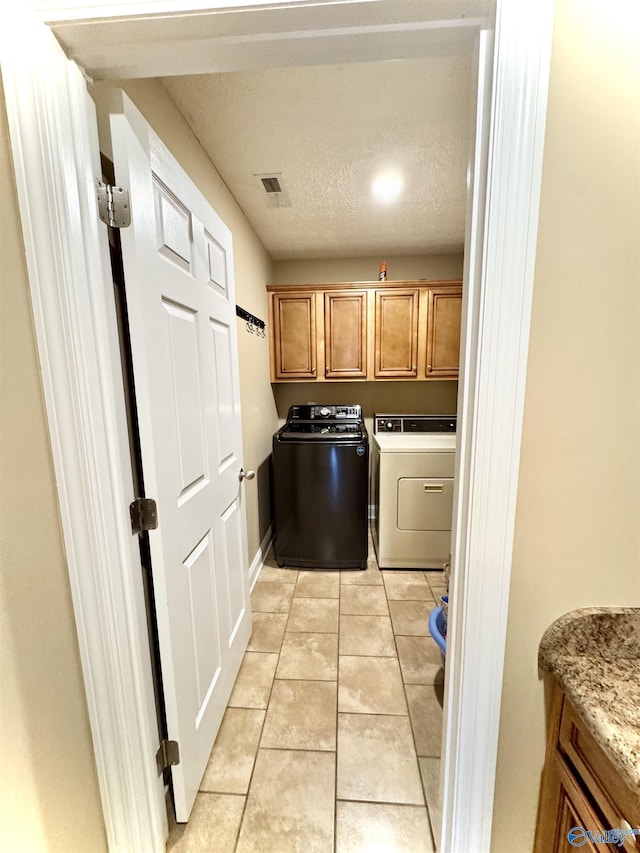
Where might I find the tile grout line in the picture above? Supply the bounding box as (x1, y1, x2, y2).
(339, 541, 436, 849)
(391, 575, 442, 852)
(245, 744, 337, 754)
(237, 568, 343, 849)
(336, 796, 434, 807)
(333, 569, 343, 853)
(231, 592, 291, 853)
(335, 543, 379, 848)
(383, 567, 435, 841)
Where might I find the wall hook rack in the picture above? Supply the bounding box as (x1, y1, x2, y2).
(236, 305, 266, 338)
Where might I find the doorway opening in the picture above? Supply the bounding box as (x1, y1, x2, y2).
(90, 40, 476, 840)
(4, 1, 554, 849)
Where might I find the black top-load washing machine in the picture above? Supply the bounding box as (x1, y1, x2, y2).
(273, 404, 369, 569)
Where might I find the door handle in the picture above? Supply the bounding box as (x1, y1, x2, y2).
(239, 468, 255, 481)
(423, 484, 444, 493)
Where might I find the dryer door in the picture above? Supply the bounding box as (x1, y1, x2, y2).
(397, 477, 454, 531)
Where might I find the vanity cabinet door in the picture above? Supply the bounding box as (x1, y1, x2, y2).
(324, 290, 368, 379)
(537, 753, 610, 853)
(271, 292, 317, 380)
(374, 289, 419, 378)
(426, 285, 462, 377)
(535, 683, 640, 853)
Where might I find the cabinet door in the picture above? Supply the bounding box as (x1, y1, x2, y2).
(324, 291, 367, 379)
(558, 693, 640, 851)
(426, 286, 462, 377)
(271, 292, 316, 380)
(374, 289, 419, 378)
(535, 753, 613, 853)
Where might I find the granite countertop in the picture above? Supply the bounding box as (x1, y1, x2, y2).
(539, 607, 640, 796)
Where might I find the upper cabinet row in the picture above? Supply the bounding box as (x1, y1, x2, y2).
(266, 281, 463, 382)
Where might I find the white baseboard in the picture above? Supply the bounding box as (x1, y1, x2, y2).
(249, 524, 273, 591)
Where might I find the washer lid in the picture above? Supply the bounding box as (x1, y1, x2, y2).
(374, 433, 456, 453)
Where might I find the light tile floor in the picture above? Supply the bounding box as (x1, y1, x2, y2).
(168, 534, 445, 853)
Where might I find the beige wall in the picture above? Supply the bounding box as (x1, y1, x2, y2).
(0, 84, 108, 853)
(491, 1, 640, 849)
(273, 383, 458, 437)
(273, 253, 463, 285)
(93, 79, 278, 559)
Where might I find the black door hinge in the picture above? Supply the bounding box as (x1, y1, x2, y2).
(156, 739, 180, 775)
(130, 498, 158, 535)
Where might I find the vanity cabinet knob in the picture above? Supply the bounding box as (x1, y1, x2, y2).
(619, 818, 639, 846)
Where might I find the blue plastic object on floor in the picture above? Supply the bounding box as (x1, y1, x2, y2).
(429, 602, 447, 663)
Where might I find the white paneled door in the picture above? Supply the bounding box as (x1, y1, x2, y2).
(110, 95, 251, 822)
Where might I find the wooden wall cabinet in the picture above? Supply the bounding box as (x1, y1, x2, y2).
(324, 291, 368, 379)
(374, 289, 419, 378)
(271, 291, 317, 380)
(426, 285, 462, 378)
(267, 280, 462, 383)
(535, 682, 640, 853)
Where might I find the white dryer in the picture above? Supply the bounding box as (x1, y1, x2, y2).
(372, 414, 456, 570)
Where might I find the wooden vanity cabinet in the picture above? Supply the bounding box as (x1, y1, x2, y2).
(541, 751, 617, 853)
(535, 681, 640, 853)
(267, 280, 462, 383)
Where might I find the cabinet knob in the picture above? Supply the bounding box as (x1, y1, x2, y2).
(311, 367, 316, 374)
(427, 364, 433, 372)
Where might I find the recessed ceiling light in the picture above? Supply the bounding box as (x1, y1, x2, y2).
(371, 171, 405, 203)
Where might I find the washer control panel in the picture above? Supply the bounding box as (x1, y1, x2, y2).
(288, 404, 362, 421)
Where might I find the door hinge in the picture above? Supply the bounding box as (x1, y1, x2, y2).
(97, 181, 131, 228)
(156, 739, 180, 775)
(130, 498, 158, 535)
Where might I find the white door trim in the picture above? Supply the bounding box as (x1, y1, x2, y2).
(1, 11, 167, 853)
(3, 1, 554, 851)
(442, 1, 554, 850)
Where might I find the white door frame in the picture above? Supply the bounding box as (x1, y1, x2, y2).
(2, 1, 554, 851)
(1, 11, 167, 852)
(443, 3, 554, 849)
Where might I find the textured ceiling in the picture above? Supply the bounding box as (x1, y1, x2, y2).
(162, 54, 473, 260)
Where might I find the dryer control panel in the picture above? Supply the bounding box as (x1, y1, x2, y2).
(376, 417, 402, 432)
(374, 414, 456, 434)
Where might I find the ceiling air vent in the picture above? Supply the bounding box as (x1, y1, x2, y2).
(255, 173, 291, 209)
(261, 176, 282, 194)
